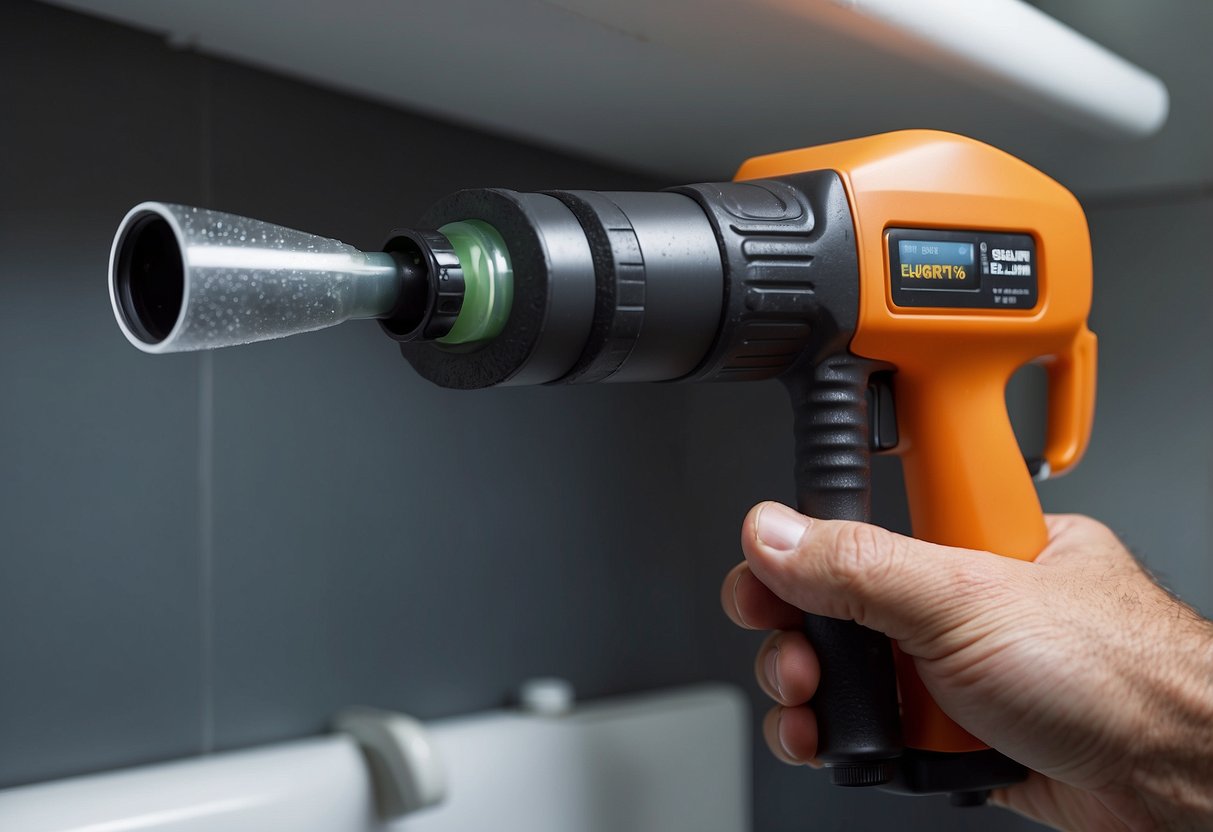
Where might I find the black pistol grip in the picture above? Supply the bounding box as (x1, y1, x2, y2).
(782, 352, 903, 786)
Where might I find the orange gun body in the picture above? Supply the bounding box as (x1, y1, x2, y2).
(739, 131, 1097, 753)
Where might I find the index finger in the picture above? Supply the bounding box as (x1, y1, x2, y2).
(721, 562, 805, 631)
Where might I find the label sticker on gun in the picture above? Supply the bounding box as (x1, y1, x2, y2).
(887, 228, 1038, 311)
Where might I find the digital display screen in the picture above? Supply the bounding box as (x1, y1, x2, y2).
(887, 228, 1037, 310)
(897, 239, 978, 290)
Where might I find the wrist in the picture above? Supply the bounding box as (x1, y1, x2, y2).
(1117, 619, 1213, 830)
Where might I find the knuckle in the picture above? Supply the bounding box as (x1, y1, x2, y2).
(950, 562, 1002, 604)
(820, 521, 895, 592)
(1070, 514, 1116, 540)
(1052, 513, 1119, 547)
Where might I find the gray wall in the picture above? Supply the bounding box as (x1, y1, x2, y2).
(2, 3, 1209, 831)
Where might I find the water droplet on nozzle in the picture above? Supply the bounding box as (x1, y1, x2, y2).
(108, 202, 404, 354)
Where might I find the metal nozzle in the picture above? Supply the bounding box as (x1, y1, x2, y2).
(109, 202, 404, 353)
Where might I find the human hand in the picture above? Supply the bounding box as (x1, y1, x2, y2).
(721, 504, 1213, 831)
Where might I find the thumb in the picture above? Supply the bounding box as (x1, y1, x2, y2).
(741, 501, 1015, 655)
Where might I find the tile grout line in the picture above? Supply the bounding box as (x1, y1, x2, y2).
(198, 54, 216, 756)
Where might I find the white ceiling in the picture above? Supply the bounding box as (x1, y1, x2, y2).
(44, 0, 1213, 197)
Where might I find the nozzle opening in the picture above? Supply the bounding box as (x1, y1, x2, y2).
(115, 212, 185, 345)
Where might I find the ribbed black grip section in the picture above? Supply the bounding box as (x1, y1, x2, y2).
(671, 172, 856, 383)
(786, 354, 874, 519)
(783, 353, 903, 784)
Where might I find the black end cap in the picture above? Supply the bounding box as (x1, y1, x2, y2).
(828, 761, 897, 787)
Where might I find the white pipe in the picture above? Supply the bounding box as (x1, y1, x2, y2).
(0, 684, 748, 832)
(770, 0, 1170, 139)
(0, 737, 375, 832)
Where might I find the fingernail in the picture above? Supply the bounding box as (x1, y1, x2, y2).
(765, 643, 783, 700)
(756, 503, 810, 553)
(731, 571, 751, 629)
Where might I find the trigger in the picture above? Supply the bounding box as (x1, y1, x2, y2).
(867, 373, 899, 452)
